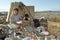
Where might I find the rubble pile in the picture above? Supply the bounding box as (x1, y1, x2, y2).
(0, 18, 57, 40)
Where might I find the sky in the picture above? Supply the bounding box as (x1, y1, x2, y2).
(0, 0, 60, 12)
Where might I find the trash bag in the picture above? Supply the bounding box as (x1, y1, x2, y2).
(0, 29, 6, 40)
(33, 19, 40, 28)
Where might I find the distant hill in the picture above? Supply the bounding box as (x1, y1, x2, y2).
(0, 11, 7, 16)
(35, 11, 60, 14)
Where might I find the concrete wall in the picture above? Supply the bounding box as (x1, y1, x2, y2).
(6, 2, 34, 22)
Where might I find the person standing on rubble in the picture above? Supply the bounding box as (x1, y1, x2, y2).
(10, 8, 25, 32)
(11, 8, 21, 24)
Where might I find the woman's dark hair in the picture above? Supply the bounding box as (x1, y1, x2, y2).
(33, 19, 40, 28)
(24, 14, 29, 17)
(14, 8, 19, 12)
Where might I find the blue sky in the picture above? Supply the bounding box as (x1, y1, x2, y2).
(0, 0, 60, 12)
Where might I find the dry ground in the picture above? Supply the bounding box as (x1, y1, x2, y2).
(48, 21, 60, 37)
